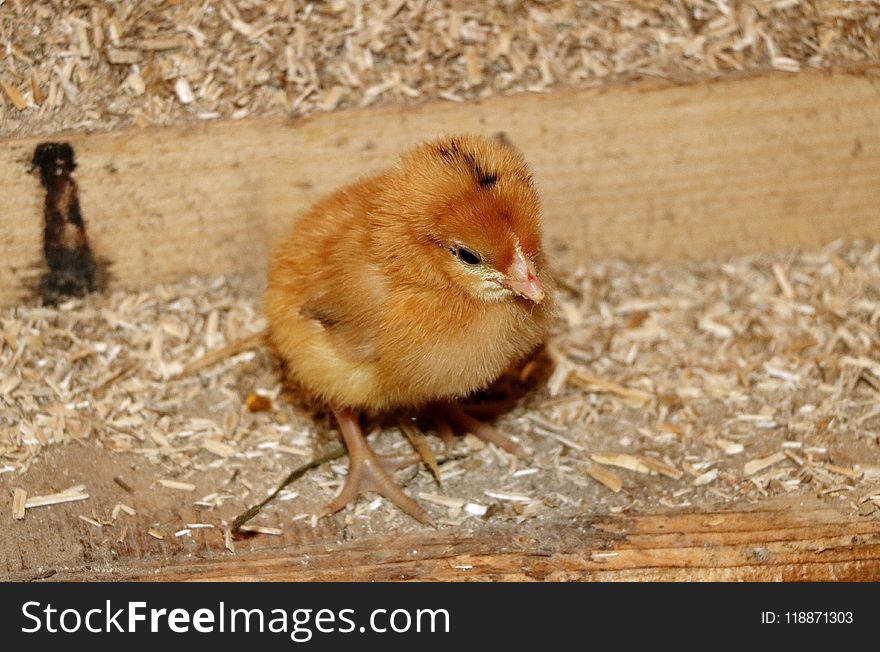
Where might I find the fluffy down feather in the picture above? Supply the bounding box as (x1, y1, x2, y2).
(265, 134, 553, 413)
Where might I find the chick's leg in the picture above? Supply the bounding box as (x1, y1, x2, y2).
(324, 407, 429, 524)
(433, 402, 526, 458)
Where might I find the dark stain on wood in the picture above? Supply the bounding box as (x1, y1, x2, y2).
(31, 142, 100, 305)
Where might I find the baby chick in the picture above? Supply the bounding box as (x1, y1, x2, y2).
(266, 134, 552, 523)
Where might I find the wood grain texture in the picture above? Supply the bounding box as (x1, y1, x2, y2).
(9, 497, 880, 582)
(3, 447, 877, 582)
(2, 66, 879, 307)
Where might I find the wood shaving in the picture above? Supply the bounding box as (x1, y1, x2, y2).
(78, 514, 103, 528)
(158, 479, 197, 492)
(569, 371, 652, 406)
(237, 524, 283, 536)
(584, 463, 623, 493)
(418, 492, 466, 509)
(693, 468, 719, 486)
(744, 451, 787, 476)
(591, 453, 652, 474)
(3, 241, 880, 540)
(246, 394, 273, 413)
(2, 1, 877, 138)
(11, 488, 26, 520)
(484, 490, 533, 503)
(1, 80, 28, 111)
(463, 502, 488, 516)
(23, 487, 90, 509)
(639, 456, 684, 481)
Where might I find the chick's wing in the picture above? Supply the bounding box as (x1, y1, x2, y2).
(299, 286, 381, 365)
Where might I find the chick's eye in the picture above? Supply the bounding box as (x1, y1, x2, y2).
(451, 246, 481, 266)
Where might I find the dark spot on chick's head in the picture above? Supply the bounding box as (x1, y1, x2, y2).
(476, 170, 498, 188)
(436, 137, 499, 190)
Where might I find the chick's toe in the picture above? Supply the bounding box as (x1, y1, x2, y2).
(324, 408, 430, 525)
(432, 402, 526, 458)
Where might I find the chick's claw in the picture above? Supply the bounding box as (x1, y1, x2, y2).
(323, 408, 430, 525)
(433, 402, 526, 458)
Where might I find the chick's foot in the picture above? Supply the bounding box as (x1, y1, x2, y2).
(431, 402, 526, 458)
(324, 407, 429, 524)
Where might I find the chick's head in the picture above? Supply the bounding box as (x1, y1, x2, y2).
(379, 134, 547, 305)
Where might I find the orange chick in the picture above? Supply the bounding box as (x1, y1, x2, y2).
(265, 134, 553, 523)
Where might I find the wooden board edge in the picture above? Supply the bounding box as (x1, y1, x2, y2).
(12, 498, 880, 582)
(2, 64, 879, 306)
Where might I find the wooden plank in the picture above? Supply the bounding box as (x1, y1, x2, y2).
(2, 66, 879, 307)
(8, 498, 880, 582)
(2, 446, 878, 582)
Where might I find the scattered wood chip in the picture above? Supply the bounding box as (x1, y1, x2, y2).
(105, 48, 141, 65)
(0, 1, 872, 141)
(771, 56, 801, 73)
(30, 75, 44, 105)
(4, 235, 880, 536)
(1, 80, 27, 110)
(714, 438, 744, 455)
(319, 85, 347, 111)
(91, 362, 136, 397)
(569, 371, 652, 406)
(824, 463, 859, 481)
(764, 363, 800, 384)
(139, 37, 187, 51)
(178, 330, 266, 377)
(584, 463, 623, 493)
(246, 393, 272, 412)
(463, 502, 488, 516)
(698, 317, 733, 339)
(591, 453, 651, 474)
(12, 488, 27, 520)
(545, 352, 572, 396)
(418, 492, 465, 509)
(772, 263, 794, 298)
(158, 479, 196, 492)
(744, 452, 787, 476)
(24, 486, 89, 509)
(855, 465, 880, 481)
(237, 524, 283, 536)
(484, 490, 533, 503)
(693, 468, 719, 487)
(639, 456, 684, 480)
(202, 439, 237, 458)
(548, 432, 586, 451)
(78, 514, 103, 528)
(113, 476, 133, 493)
(175, 78, 194, 104)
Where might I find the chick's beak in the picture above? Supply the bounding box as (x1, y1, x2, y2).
(504, 249, 545, 303)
